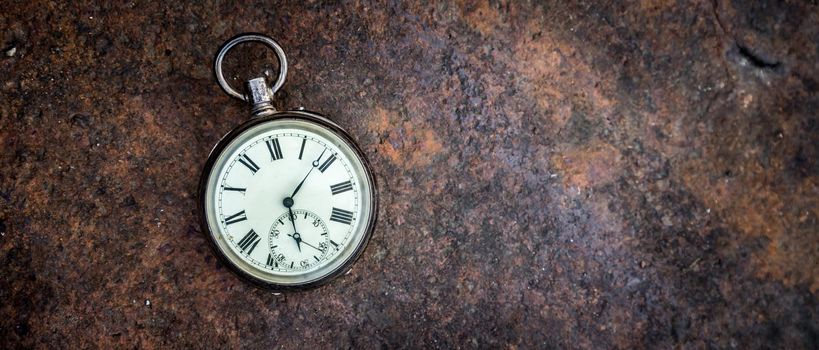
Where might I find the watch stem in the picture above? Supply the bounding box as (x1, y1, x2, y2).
(245, 77, 277, 117)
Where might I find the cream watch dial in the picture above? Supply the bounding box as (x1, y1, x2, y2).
(202, 115, 375, 287)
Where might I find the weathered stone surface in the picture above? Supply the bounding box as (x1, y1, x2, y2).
(1, 1, 817, 348)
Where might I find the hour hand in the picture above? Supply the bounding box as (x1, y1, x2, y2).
(292, 234, 302, 252)
(287, 208, 301, 251)
(287, 232, 303, 252)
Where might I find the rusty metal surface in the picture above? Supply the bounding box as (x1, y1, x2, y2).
(1, 1, 817, 348)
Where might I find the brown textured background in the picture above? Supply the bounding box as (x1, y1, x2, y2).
(1, 0, 817, 348)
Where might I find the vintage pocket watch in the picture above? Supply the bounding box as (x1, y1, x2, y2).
(198, 34, 377, 291)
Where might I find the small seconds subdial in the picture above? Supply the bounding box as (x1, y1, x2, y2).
(267, 209, 331, 272)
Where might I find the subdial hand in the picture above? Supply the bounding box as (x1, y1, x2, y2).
(287, 234, 324, 253)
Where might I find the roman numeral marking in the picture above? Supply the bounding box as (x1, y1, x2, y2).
(266, 252, 277, 267)
(330, 180, 353, 195)
(266, 138, 283, 161)
(330, 208, 354, 225)
(237, 229, 260, 254)
(318, 154, 337, 173)
(298, 138, 306, 160)
(223, 186, 246, 194)
(224, 210, 247, 225)
(238, 154, 260, 174)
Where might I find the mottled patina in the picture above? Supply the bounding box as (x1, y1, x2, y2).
(1, 1, 817, 348)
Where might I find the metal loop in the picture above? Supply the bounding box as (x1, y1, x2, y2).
(214, 33, 288, 102)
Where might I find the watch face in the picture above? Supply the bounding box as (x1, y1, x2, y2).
(199, 111, 376, 289)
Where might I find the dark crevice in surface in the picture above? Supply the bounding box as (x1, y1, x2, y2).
(736, 43, 782, 70)
(711, 0, 785, 73)
(711, 0, 729, 36)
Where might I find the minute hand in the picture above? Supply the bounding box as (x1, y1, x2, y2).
(290, 148, 327, 199)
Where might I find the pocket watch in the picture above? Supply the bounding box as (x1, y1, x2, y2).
(198, 34, 378, 291)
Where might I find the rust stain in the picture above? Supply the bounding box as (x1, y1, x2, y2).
(552, 142, 623, 190)
(369, 106, 443, 168)
(680, 157, 819, 294)
(459, 1, 509, 38)
(638, 0, 677, 17)
(507, 18, 618, 134)
(511, 31, 571, 129)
